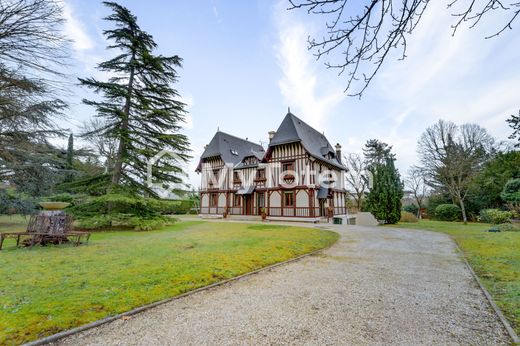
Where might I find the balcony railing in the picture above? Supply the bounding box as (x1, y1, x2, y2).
(199, 206, 347, 217)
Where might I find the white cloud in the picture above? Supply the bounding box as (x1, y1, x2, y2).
(273, 1, 345, 131)
(59, 0, 94, 52)
(364, 0, 520, 170)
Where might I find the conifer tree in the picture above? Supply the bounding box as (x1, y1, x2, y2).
(66, 133, 74, 168)
(364, 141, 403, 224)
(79, 2, 190, 195)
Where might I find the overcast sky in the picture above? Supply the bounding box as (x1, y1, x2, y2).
(59, 0, 520, 188)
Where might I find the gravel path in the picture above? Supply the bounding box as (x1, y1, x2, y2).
(56, 223, 511, 345)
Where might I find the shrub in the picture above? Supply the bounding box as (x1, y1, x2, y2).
(426, 193, 452, 219)
(496, 223, 520, 232)
(158, 199, 194, 215)
(68, 194, 175, 231)
(0, 189, 37, 215)
(479, 209, 513, 224)
(400, 211, 418, 223)
(402, 204, 419, 216)
(501, 178, 520, 216)
(435, 204, 461, 221)
(75, 214, 171, 231)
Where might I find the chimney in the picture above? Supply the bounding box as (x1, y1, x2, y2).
(335, 143, 342, 163)
(268, 131, 276, 142)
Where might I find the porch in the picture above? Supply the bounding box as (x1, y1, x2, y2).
(199, 206, 348, 218)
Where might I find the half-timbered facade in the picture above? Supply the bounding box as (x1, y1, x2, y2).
(196, 111, 347, 221)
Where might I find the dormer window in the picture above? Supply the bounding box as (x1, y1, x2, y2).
(233, 171, 241, 183)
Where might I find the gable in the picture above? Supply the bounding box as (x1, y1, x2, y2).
(268, 112, 346, 170)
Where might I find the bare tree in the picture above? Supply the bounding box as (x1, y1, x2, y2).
(80, 119, 118, 174)
(0, 1, 69, 192)
(405, 166, 428, 218)
(288, 0, 520, 96)
(418, 120, 495, 223)
(344, 153, 368, 211)
(0, 0, 68, 76)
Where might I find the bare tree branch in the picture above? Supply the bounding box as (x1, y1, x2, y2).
(289, 0, 519, 96)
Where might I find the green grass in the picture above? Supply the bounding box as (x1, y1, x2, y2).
(0, 220, 338, 345)
(391, 220, 520, 336)
(0, 215, 29, 233)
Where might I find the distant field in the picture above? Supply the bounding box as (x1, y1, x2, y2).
(0, 220, 338, 345)
(392, 220, 519, 336)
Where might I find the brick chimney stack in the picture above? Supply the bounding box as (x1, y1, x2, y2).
(335, 143, 342, 163)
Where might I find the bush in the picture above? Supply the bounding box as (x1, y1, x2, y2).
(0, 189, 37, 215)
(501, 178, 520, 203)
(75, 214, 171, 231)
(68, 194, 175, 231)
(402, 204, 419, 216)
(158, 199, 194, 215)
(435, 204, 461, 221)
(496, 223, 520, 232)
(501, 178, 520, 216)
(400, 211, 418, 223)
(426, 193, 452, 219)
(479, 209, 513, 224)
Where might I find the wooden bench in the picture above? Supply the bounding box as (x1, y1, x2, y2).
(0, 214, 91, 250)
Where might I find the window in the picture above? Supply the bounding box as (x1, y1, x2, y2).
(256, 168, 266, 180)
(233, 194, 241, 206)
(282, 161, 295, 182)
(233, 171, 241, 182)
(282, 161, 294, 172)
(283, 191, 294, 207)
(210, 193, 218, 207)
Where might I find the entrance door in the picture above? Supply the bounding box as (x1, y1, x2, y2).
(244, 195, 252, 215)
(257, 192, 265, 215)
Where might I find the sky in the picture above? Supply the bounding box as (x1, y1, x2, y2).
(58, 0, 520, 188)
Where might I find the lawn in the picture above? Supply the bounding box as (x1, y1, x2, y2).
(0, 215, 29, 233)
(392, 220, 520, 336)
(0, 220, 338, 345)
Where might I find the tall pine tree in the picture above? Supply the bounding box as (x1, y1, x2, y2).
(79, 2, 190, 195)
(364, 140, 403, 224)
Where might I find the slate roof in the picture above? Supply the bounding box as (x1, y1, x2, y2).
(196, 131, 264, 172)
(269, 112, 346, 170)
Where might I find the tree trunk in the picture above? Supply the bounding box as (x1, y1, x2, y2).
(459, 199, 468, 224)
(111, 53, 136, 188)
(356, 192, 362, 211)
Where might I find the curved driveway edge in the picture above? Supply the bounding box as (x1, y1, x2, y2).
(54, 223, 512, 345)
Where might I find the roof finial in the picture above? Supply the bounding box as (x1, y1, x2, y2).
(288, 106, 291, 114)
(217, 126, 220, 132)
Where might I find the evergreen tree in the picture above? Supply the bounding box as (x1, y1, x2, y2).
(364, 141, 403, 224)
(507, 110, 520, 146)
(66, 133, 74, 168)
(79, 2, 190, 195)
(363, 139, 395, 169)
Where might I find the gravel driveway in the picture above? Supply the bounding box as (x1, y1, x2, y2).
(56, 223, 511, 345)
